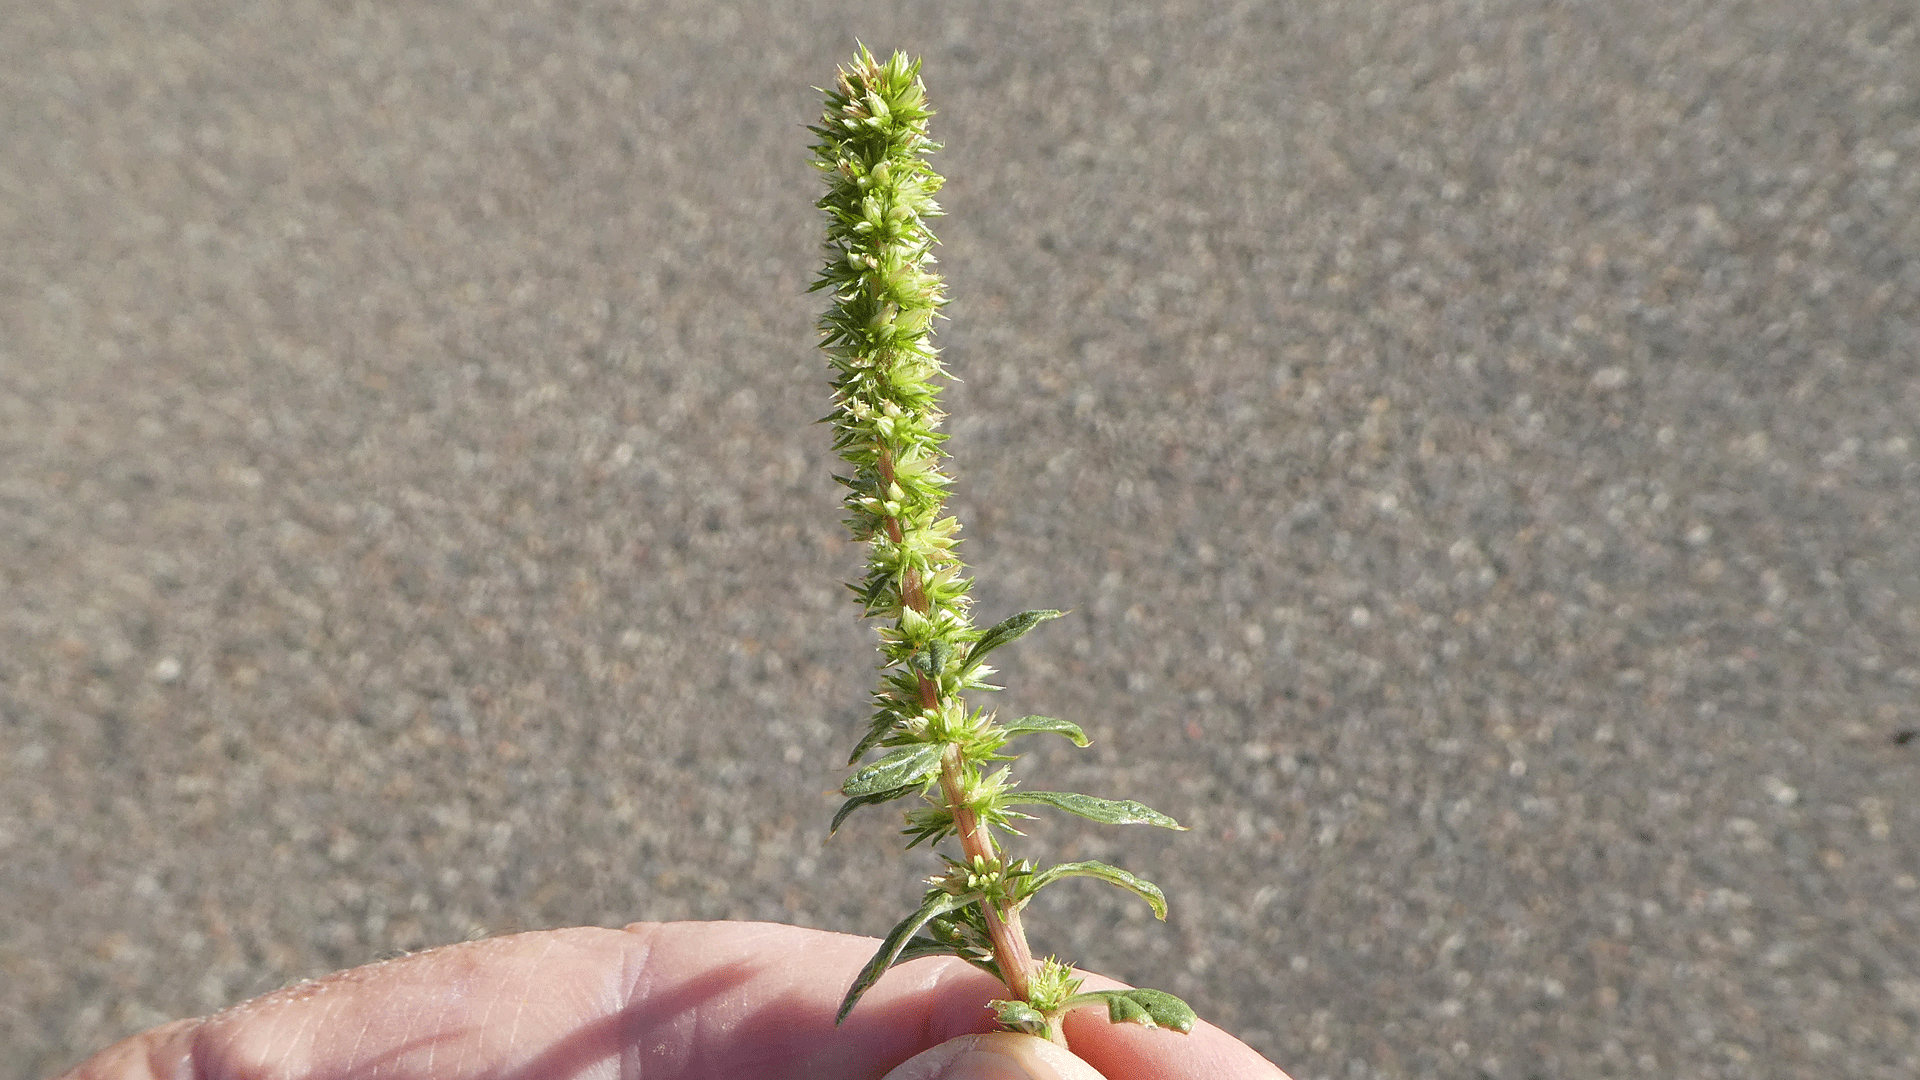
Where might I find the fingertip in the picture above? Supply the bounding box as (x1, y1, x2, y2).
(881, 1032, 1109, 1080)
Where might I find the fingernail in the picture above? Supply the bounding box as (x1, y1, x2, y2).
(882, 1032, 1101, 1080)
(936, 1046, 1054, 1080)
(887, 1030, 1105, 1076)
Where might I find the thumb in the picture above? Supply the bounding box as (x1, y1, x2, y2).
(879, 1032, 1109, 1080)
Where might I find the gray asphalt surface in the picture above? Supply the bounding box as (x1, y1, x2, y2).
(5, 2, 1917, 1078)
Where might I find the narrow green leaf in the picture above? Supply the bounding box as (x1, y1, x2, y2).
(837, 890, 968, 1023)
(891, 935, 962, 966)
(843, 743, 943, 797)
(962, 609, 1063, 674)
(1103, 992, 1152, 1025)
(1004, 790, 1185, 829)
(1025, 859, 1169, 920)
(847, 712, 905, 765)
(1123, 988, 1198, 1033)
(999, 715, 1089, 748)
(830, 785, 916, 834)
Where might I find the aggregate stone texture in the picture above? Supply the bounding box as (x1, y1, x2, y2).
(3, 2, 1917, 1078)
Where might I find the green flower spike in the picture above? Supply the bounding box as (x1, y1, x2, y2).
(811, 45, 1196, 1047)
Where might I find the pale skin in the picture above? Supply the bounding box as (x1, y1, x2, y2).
(60, 921, 1290, 1080)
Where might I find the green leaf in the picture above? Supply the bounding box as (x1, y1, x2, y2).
(837, 890, 969, 1023)
(1124, 988, 1198, 1033)
(829, 785, 916, 834)
(963, 609, 1063, 674)
(891, 929, 1002, 979)
(845, 717, 895, 766)
(1025, 860, 1169, 920)
(843, 743, 943, 797)
(991, 999, 1051, 1037)
(891, 935, 962, 966)
(1004, 791, 1185, 830)
(1059, 989, 1197, 1034)
(1103, 992, 1151, 1024)
(998, 715, 1089, 748)
(907, 649, 936, 680)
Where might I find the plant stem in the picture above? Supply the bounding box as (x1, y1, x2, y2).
(878, 454, 1039, 1001)
(939, 746, 1038, 1003)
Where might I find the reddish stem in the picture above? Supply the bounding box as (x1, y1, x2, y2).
(879, 443, 1038, 1005)
(939, 744, 1037, 1004)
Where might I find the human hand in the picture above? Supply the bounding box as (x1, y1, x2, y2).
(60, 921, 1288, 1080)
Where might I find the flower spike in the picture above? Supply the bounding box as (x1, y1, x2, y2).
(812, 45, 1193, 1046)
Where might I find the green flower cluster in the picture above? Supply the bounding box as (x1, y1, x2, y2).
(810, 45, 1195, 1045)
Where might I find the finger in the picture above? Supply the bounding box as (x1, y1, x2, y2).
(59, 921, 1284, 1080)
(62, 921, 990, 1080)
